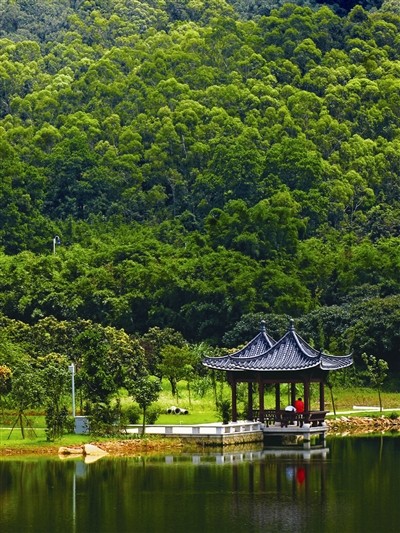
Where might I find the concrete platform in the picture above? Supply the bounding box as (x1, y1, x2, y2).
(124, 420, 328, 449)
(263, 422, 328, 449)
(125, 421, 264, 447)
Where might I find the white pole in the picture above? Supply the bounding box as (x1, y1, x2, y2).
(53, 235, 61, 255)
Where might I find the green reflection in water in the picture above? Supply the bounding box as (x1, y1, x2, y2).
(1, 437, 400, 533)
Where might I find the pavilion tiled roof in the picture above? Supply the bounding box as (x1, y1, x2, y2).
(320, 353, 354, 370)
(202, 320, 353, 372)
(202, 320, 276, 371)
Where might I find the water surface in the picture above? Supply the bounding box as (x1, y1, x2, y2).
(1, 436, 399, 533)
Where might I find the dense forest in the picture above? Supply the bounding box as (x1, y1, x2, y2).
(1, 0, 400, 382)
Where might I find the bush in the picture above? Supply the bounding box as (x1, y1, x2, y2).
(64, 416, 76, 434)
(89, 401, 123, 437)
(192, 376, 211, 398)
(216, 399, 231, 424)
(122, 404, 141, 424)
(45, 405, 69, 441)
(145, 403, 161, 425)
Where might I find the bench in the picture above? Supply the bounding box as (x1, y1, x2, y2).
(304, 411, 327, 426)
(264, 409, 277, 427)
(277, 410, 303, 427)
(249, 409, 276, 425)
(256, 410, 327, 427)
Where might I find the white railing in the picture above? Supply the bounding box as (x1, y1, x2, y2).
(125, 421, 262, 436)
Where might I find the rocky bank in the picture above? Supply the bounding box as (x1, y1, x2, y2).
(326, 415, 400, 435)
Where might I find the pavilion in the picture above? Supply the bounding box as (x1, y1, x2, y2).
(203, 319, 353, 426)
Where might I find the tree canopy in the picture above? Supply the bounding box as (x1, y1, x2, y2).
(1, 0, 400, 376)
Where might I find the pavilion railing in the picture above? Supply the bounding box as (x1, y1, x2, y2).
(251, 410, 328, 427)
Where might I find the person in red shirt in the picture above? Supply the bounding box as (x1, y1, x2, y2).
(294, 397, 304, 413)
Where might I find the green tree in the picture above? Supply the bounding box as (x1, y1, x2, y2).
(8, 360, 43, 439)
(126, 374, 162, 434)
(361, 353, 389, 412)
(76, 327, 120, 405)
(158, 344, 192, 399)
(263, 136, 323, 192)
(76, 324, 145, 406)
(38, 353, 71, 440)
(140, 326, 186, 375)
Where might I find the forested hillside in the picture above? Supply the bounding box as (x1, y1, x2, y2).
(1, 0, 400, 371)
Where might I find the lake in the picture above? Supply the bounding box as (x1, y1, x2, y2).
(1, 435, 400, 533)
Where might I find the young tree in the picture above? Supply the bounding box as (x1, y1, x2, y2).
(158, 344, 192, 399)
(76, 324, 145, 406)
(140, 327, 186, 376)
(38, 354, 71, 440)
(361, 353, 389, 412)
(326, 375, 338, 416)
(77, 327, 118, 405)
(186, 343, 214, 406)
(126, 375, 162, 434)
(8, 361, 43, 439)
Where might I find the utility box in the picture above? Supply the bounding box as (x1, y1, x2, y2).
(74, 416, 90, 435)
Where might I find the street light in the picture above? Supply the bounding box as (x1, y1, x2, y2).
(68, 363, 76, 418)
(53, 235, 61, 254)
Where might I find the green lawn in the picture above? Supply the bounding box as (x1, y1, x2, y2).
(0, 428, 94, 449)
(325, 387, 400, 413)
(153, 381, 400, 422)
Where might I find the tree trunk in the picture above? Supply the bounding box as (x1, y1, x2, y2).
(19, 412, 25, 439)
(142, 407, 146, 435)
(169, 377, 177, 399)
(329, 384, 336, 416)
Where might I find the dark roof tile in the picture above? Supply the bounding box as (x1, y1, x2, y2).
(203, 321, 353, 372)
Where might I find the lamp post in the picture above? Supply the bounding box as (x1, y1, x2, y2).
(53, 235, 61, 254)
(68, 363, 76, 418)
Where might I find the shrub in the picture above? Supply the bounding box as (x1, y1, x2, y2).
(45, 405, 69, 441)
(145, 403, 161, 424)
(122, 404, 141, 424)
(216, 399, 231, 424)
(89, 401, 123, 437)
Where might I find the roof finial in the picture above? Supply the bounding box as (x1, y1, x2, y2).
(289, 318, 295, 331)
(260, 320, 266, 333)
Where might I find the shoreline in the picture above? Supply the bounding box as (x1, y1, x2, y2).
(0, 436, 186, 457)
(1, 416, 400, 457)
(326, 414, 400, 435)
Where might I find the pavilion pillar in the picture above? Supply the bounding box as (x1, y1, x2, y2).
(304, 381, 310, 412)
(231, 377, 238, 422)
(258, 379, 264, 422)
(319, 381, 325, 411)
(275, 383, 280, 411)
(247, 382, 253, 421)
(290, 383, 296, 407)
